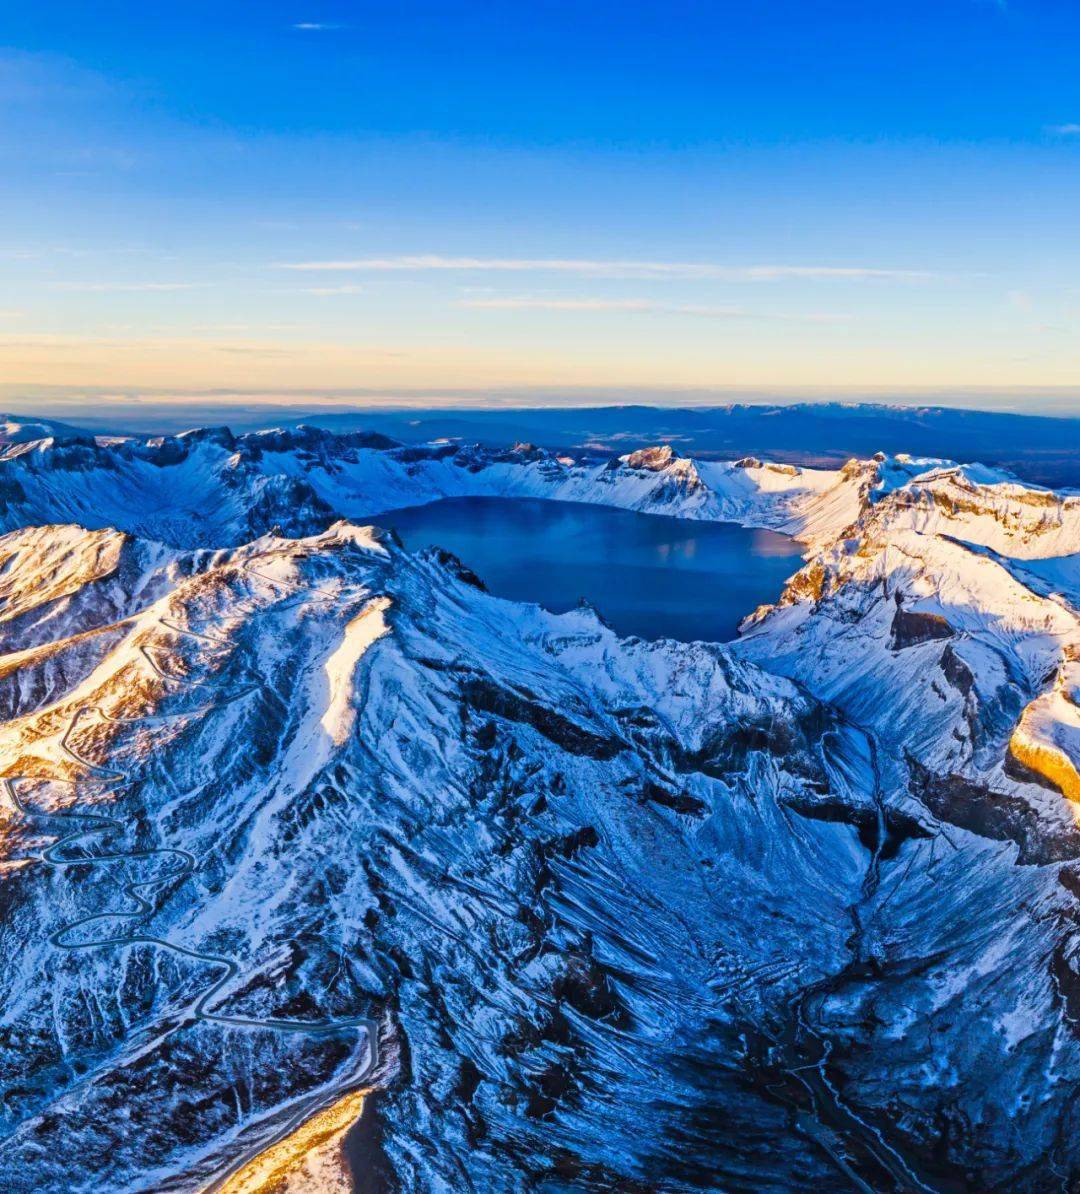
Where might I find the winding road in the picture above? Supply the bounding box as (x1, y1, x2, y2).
(2, 561, 380, 1181)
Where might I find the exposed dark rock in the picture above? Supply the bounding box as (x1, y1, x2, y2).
(462, 677, 623, 759)
(417, 547, 487, 591)
(909, 758, 1080, 864)
(1050, 942, 1080, 1031)
(891, 600, 954, 650)
(785, 795, 931, 860)
(941, 643, 975, 696)
(639, 778, 708, 816)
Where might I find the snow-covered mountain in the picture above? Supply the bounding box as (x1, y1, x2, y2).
(0, 425, 1078, 1191)
(0, 426, 869, 549)
(0, 414, 96, 445)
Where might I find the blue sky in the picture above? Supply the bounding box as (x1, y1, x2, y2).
(2, 1, 1079, 409)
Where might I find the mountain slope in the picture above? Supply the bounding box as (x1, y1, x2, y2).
(0, 520, 880, 1190)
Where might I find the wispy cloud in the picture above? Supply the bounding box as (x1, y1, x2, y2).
(459, 297, 744, 315)
(292, 284, 365, 295)
(276, 255, 930, 281)
(52, 282, 208, 292)
(292, 22, 344, 31)
(457, 297, 848, 324)
(1048, 123, 1080, 136)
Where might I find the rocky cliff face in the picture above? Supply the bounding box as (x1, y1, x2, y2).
(0, 428, 1078, 1191)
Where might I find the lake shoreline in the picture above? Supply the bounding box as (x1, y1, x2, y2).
(372, 496, 803, 645)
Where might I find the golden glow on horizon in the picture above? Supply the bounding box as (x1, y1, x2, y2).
(3, 332, 1079, 393)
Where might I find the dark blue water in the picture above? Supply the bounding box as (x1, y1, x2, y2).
(377, 497, 803, 643)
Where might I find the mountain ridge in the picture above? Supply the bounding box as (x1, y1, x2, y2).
(6, 401, 1076, 486)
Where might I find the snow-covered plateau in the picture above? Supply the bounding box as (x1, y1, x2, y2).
(0, 424, 1078, 1191)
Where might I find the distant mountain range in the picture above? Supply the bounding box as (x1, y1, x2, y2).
(6, 401, 1078, 488)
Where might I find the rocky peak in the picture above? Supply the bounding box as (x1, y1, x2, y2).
(624, 444, 679, 471)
